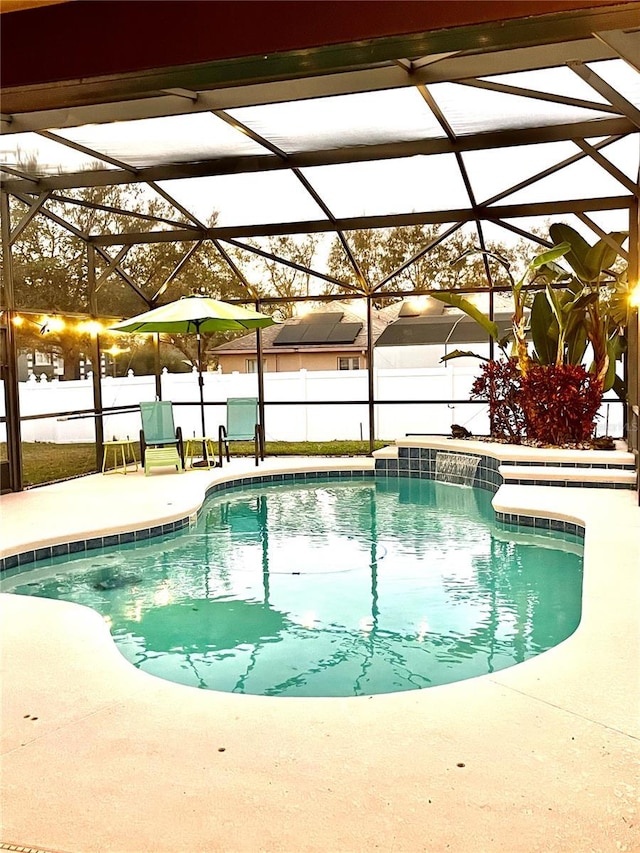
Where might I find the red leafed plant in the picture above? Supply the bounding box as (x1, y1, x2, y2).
(471, 359, 527, 443)
(472, 359, 602, 446)
(519, 363, 602, 446)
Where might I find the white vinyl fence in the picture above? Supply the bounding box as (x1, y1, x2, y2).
(0, 365, 625, 444)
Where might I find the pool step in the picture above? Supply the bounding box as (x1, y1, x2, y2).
(499, 464, 637, 489)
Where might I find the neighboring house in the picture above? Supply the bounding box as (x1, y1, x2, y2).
(211, 297, 515, 373)
(375, 296, 515, 368)
(17, 349, 65, 381)
(211, 303, 395, 373)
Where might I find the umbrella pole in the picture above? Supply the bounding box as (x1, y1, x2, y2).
(197, 331, 207, 439)
(193, 330, 212, 467)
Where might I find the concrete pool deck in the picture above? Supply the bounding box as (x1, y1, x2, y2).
(1, 455, 639, 853)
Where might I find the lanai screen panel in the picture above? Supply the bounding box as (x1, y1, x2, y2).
(479, 66, 613, 103)
(53, 113, 272, 169)
(0, 131, 118, 176)
(158, 171, 332, 228)
(0, 45, 638, 309)
(590, 58, 640, 103)
(0, 63, 636, 224)
(501, 148, 635, 205)
(426, 81, 615, 134)
(300, 154, 471, 218)
(226, 88, 448, 152)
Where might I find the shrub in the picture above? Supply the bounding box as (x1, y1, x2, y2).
(520, 363, 602, 445)
(471, 359, 527, 442)
(472, 359, 602, 445)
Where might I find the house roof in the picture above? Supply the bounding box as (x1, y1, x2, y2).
(211, 303, 394, 354)
(211, 297, 517, 354)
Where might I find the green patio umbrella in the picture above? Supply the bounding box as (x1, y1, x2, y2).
(110, 296, 275, 440)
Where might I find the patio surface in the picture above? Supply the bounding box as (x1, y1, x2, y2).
(1, 455, 639, 853)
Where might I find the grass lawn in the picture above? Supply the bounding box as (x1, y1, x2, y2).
(9, 439, 388, 488)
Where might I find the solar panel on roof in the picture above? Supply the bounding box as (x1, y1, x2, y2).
(374, 314, 513, 347)
(272, 316, 362, 346)
(299, 323, 337, 343)
(326, 322, 363, 343)
(273, 325, 306, 345)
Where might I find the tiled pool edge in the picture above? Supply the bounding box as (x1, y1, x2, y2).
(0, 446, 592, 574)
(0, 469, 375, 574)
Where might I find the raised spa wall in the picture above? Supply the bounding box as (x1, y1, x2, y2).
(373, 437, 637, 492)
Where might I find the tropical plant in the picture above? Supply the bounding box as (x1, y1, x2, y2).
(518, 362, 604, 445)
(430, 224, 630, 445)
(431, 240, 572, 372)
(546, 223, 629, 395)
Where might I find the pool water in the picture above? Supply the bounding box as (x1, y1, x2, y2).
(1, 476, 584, 697)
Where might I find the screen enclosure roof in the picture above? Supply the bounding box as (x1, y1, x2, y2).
(1, 0, 639, 305)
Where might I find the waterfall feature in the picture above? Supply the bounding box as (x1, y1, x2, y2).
(435, 451, 480, 487)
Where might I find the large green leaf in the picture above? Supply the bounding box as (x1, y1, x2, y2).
(609, 331, 627, 361)
(584, 232, 628, 279)
(566, 325, 588, 366)
(598, 334, 626, 392)
(549, 223, 593, 282)
(570, 291, 599, 312)
(612, 374, 627, 402)
(530, 291, 556, 365)
(544, 282, 569, 328)
(529, 242, 571, 270)
(429, 292, 499, 340)
(603, 337, 618, 392)
(535, 260, 572, 285)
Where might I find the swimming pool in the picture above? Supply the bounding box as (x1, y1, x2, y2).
(1, 475, 583, 697)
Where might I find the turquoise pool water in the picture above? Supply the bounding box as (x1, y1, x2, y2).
(1, 476, 583, 697)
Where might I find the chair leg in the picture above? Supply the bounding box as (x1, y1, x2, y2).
(176, 427, 185, 469)
(218, 427, 230, 466)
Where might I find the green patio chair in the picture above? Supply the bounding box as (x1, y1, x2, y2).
(218, 397, 264, 467)
(139, 401, 185, 475)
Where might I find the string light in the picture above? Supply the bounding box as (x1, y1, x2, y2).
(39, 315, 66, 334)
(11, 313, 126, 344)
(104, 345, 130, 357)
(77, 319, 104, 335)
(630, 282, 640, 309)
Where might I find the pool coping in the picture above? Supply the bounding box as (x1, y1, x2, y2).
(1, 451, 639, 852)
